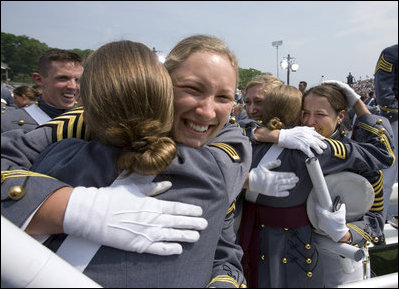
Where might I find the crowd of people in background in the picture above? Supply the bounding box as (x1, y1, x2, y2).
(1, 37, 397, 288)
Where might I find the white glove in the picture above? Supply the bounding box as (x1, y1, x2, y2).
(315, 202, 348, 242)
(278, 126, 327, 158)
(63, 181, 208, 255)
(323, 80, 361, 108)
(247, 159, 299, 202)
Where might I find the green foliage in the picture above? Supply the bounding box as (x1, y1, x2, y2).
(238, 67, 271, 89)
(1, 32, 93, 82)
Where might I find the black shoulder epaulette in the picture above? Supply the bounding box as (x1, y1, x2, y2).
(209, 142, 241, 162)
(325, 138, 346, 160)
(39, 106, 89, 142)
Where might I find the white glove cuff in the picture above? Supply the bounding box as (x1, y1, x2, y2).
(63, 186, 101, 236)
(330, 225, 349, 243)
(246, 170, 259, 203)
(277, 129, 287, 147)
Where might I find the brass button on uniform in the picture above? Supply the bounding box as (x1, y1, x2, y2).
(282, 258, 287, 264)
(373, 237, 379, 243)
(261, 255, 265, 261)
(306, 258, 312, 264)
(305, 244, 311, 250)
(376, 119, 383, 124)
(18, 119, 25, 126)
(283, 227, 289, 231)
(240, 283, 248, 288)
(8, 186, 26, 200)
(307, 272, 313, 278)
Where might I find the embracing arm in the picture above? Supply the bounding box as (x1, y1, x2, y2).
(25, 187, 72, 235)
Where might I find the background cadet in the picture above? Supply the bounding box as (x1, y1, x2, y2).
(303, 81, 394, 287)
(1, 80, 16, 107)
(374, 43, 398, 224)
(298, 80, 307, 95)
(242, 74, 283, 122)
(12, 85, 40, 108)
(1, 49, 83, 132)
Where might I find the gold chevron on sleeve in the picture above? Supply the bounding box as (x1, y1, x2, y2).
(325, 138, 346, 160)
(40, 107, 89, 142)
(374, 54, 393, 74)
(210, 142, 240, 162)
(208, 275, 239, 288)
(358, 122, 395, 166)
(347, 223, 372, 242)
(370, 170, 384, 211)
(2, 170, 56, 182)
(372, 171, 383, 195)
(226, 200, 236, 217)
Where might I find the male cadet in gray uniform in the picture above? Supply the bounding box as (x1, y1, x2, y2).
(374, 44, 398, 222)
(1, 49, 83, 133)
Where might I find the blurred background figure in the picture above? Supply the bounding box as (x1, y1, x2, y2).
(13, 85, 40, 108)
(298, 80, 307, 95)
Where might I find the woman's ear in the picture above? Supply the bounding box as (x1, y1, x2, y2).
(338, 110, 346, 124)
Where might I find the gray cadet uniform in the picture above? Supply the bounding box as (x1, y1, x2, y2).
(1, 107, 251, 288)
(236, 113, 395, 288)
(374, 44, 398, 222)
(374, 44, 398, 123)
(1, 97, 73, 133)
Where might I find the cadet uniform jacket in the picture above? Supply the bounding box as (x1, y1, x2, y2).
(237, 113, 395, 288)
(1, 97, 71, 133)
(374, 44, 398, 123)
(1, 107, 252, 288)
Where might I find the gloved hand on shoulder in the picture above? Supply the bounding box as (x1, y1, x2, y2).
(63, 181, 208, 255)
(278, 126, 326, 158)
(247, 159, 299, 202)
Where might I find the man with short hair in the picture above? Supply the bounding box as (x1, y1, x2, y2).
(1, 49, 83, 133)
(298, 80, 307, 94)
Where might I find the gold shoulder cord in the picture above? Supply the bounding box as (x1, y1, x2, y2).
(209, 142, 240, 162)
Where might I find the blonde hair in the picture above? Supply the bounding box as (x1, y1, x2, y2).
(81, 40, 176, 175)
(164, 34, 239, 86)
(244, 74, 283, 95)
(262, 85, 303, 130)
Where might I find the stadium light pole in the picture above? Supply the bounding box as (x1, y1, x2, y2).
(280, 54, 299, 85)
(272, 40, 283, 79)
(152, 47, 166, 63)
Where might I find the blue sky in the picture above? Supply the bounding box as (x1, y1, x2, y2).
(1, 1, 398, 87)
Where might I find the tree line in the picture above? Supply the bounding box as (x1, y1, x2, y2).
(1, 32, 93, 84)
(1, 32, 269, 88)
